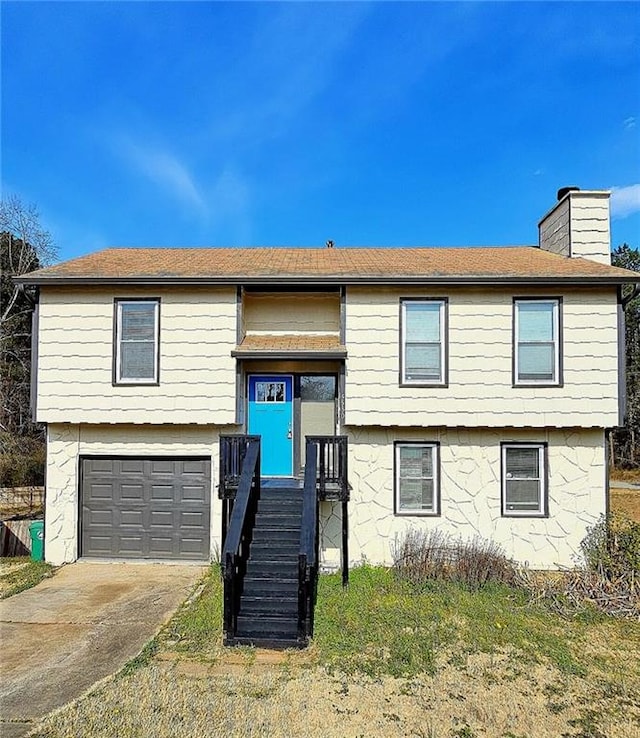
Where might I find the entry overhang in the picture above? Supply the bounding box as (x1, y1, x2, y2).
(232, 334, 347, 360)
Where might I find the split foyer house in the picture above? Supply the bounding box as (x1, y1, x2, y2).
(17, 188, 638, 586)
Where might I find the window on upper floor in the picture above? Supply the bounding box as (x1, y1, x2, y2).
(513, 298, 562, 386)
(501, 442, 548, 517)
(113, 299, 160, 385)
(400, 299, 448, 386)
(394, 442, 440, 515)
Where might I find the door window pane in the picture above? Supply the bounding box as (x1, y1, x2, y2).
(300, 376, 336, 402)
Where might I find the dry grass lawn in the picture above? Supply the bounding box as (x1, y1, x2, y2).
(31, 565, 640, 738)
(32, 648, 640, 738)
(611, 487, 640, 523)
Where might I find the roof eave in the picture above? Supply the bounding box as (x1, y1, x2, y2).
(13, 274, 640, 287)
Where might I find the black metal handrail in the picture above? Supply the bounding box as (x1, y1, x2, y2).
(298, 439, 319, 643)
(221, 437, 260, 644)
(219, 435, 260, 499)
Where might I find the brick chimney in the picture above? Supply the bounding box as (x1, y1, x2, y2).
(538, 187, 611, 264)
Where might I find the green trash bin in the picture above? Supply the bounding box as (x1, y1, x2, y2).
(29, 520, 44, 562)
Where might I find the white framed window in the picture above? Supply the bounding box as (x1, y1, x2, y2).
(514, 299, 561, 385)
(400, 299, 447, 385)
(114, 299, 160, 384)
(394, 442, 440, 515)
(501, 443, 547, 517)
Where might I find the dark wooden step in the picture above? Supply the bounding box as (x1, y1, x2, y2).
(252, 528, 300, 543)
(226, 635, 305, 649)
(236, 615, 298, 639)
(255, 512, 302, 527)
(250, 542, 299, 560)
(259, 488, 301, 500)
(243, 576, 298, 597)
(240, 595, 298, 616)
(246, 560, 298, 578)
(258, 496, 302, 509)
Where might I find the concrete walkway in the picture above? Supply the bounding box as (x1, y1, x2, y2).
(0, 561, 206, 738)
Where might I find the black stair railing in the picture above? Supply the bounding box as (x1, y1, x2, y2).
(298, 435, 350, 643)
(219, 434, 260, 499)
(298, 439, 319, 643)
(221, 436, 261, 644)
(308, 435, 350, 502)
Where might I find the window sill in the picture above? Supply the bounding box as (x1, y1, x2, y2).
(112, 381, 160, 387)
(394, 510, 440, 517)
(501, 512, 548, 519)
(400, 381, 449, 389)
(512, 382, 563, 388)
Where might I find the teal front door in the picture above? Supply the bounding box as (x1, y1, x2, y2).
(247, 375, 294, 476)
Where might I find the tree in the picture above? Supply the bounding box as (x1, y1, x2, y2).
(611, 243, 640, 468)
(0, 196, 57, 484)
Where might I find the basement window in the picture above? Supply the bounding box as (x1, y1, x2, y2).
(501, 443, 548, 517)
(394, 442, 440, 516)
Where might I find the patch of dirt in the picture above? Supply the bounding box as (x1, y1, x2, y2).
(610, 469, 640, 484)
(611, 487, 640, 522)
(34, 652, 640, 738)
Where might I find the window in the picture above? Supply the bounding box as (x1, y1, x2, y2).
(501, 443, 547, 517)
(395, 442, 439, 515)
(114, 299, 160, 384)
(401, 299, 447, 385)
(514, 299, 561, 385)
(256, 381, 286, 403)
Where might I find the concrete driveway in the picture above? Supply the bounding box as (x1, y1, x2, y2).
(0, 561, 206, 738)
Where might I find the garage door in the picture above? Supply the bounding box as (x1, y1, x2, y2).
(81, 457, 211, 560)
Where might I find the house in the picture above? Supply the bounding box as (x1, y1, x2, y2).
(16, 187, 638, 644)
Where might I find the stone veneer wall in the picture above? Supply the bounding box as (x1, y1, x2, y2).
(319, 426, 606, 570)
(47, 424, 606, 570)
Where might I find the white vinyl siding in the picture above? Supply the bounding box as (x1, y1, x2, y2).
(36, 287, 238, 425)
(401, 300, 446, 384)
(115, 300, 159, 383)
(514, 299, 560, 385)
(346, 287, 618, 428)
(395, 443, 438, 515)
(502, 443, 546, 516)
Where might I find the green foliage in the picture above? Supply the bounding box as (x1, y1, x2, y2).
(611, 243, 640, 467)
(160, 565, 224, 655)
(0, 431, 46, 486)
(0, 557, 55, 599)
(581, 513, 640, 581)
(313, 565, 586, 678)
(1, 196, 56, 476)
(118, 638, 160, 677)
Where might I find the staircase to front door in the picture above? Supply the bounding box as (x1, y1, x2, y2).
(233, 485, 303, 648)
(220, 434, 349, 650)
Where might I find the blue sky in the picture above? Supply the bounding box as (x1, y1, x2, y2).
(2, 1, 639, 263)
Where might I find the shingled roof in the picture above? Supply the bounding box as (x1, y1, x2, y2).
(16, 246, 639, 285)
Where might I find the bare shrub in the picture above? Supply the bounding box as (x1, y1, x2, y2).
(516, 515, 639, 620)
(392, 529, 518, 590)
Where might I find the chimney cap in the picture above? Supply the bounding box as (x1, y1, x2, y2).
(557, 186, 580, 201)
